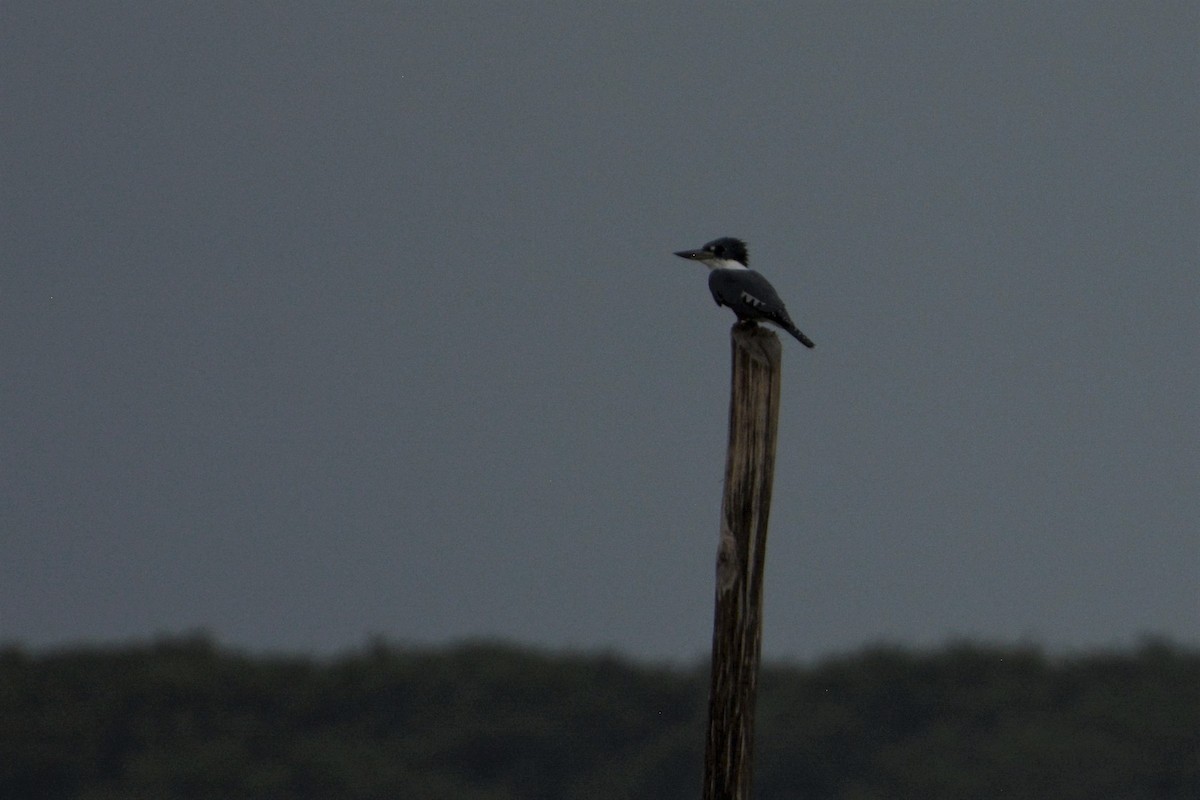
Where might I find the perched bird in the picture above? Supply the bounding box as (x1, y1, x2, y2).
(674, 237, 815, 348)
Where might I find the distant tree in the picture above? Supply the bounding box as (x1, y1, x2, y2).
(1, 636, 1195, 799)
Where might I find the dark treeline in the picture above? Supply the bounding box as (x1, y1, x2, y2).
(1, 636, 1196, 799)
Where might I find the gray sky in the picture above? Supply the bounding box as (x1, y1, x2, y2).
(3, 3, 1197, 662)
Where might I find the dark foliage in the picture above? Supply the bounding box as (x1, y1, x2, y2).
(1, 636, 1195, 799)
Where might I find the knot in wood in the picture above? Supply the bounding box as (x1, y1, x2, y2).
(716, 524, 739, 593)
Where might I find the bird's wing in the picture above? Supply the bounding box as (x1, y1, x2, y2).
(744, 272, 816, 347)
(741, 271, 788, 313)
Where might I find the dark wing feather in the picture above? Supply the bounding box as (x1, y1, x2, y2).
(708, 270, 815, 347)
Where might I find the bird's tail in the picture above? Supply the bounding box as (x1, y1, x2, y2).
(788, 325, 815, 348)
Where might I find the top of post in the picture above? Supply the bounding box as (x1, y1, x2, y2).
(731, 322, 782, 367)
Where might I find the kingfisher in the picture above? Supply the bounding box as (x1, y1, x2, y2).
(674, 237, 815, 348)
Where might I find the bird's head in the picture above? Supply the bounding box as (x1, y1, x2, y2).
(673, 237, 749, 270)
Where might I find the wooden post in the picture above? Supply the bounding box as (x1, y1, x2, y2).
(702, 322, 783, 800)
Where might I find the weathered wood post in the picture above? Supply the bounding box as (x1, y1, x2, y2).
(703, 322, 783, 800)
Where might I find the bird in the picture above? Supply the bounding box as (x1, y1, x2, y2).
(674, 237, 815, 348)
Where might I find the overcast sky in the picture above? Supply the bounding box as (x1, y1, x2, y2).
(3, 3, 1197, 662)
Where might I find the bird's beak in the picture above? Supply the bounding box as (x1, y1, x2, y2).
(674, 249, 705, 260)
